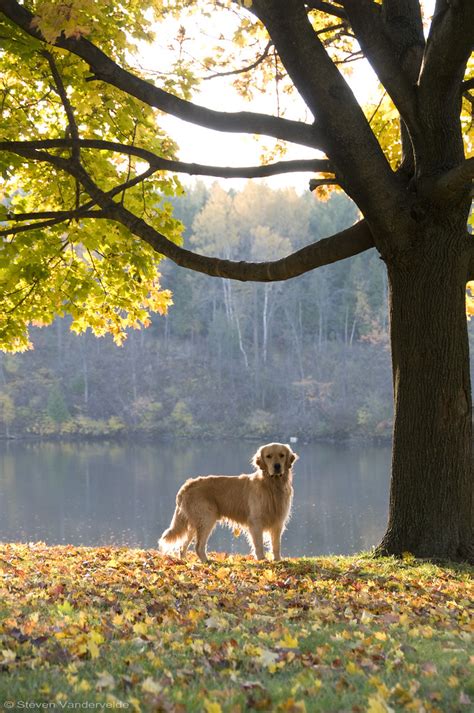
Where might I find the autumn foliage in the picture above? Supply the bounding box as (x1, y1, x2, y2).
(0, 543, 471, 711)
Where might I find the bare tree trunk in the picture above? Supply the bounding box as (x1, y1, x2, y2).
(223, 278, 249, 368)
(56, 318, 63, 372)
(130, 331, 138, 403)
(235, 309, 249, 369)
(0, 355, 6, 387)
(378, 218, 473, 562)
(284, 304, 304, 380)
(262, 283, 271, 364)
(349, 318, 357, 347)
(80, 335, 89, 409)
(252, 284, 261, 405)
(223, 279, 233, 324)
(164, 313, 170, 354)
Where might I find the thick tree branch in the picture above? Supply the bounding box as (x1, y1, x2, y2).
(1, 144, 375, 282)
(0, 139, 331, 179)
(413, 0, 473, 175)
(381, 1, 424, 76)
(0, 0, 323, 150)
(381, 1, 425, 176)
(429, 158, 474, 204)
(99, 204, 374, 282)
(420, 0, 474, 106)
(249, 0, 404, 239)
(78, 173, 376, 282)
(342, 0, 419, 137)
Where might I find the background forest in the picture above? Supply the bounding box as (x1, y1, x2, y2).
(2, 182, 472, 442)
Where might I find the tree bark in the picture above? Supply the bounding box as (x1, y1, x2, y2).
(378, 213, 473, 561)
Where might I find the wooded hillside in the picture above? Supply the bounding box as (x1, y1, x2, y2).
(1, 183, 473, 442)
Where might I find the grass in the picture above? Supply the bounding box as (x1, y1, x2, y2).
(0, 542, 472, 712)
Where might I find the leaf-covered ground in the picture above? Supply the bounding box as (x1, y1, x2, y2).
(0, 544, 472, 712)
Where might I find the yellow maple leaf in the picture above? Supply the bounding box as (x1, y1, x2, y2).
(366, 694, 394, 713)
(346, 661, 361, 675)
(88, 640, 100, 659)
(214, 567, 229, 581)
(203, 701, 222, 713)
(133, 622, 148, 636)
(281, 700, 306, 713)
(57, 600, 74, 616)
(277, 631, 299, 648)
(87, 630, 104, 659)
(187, 609, 204, 622)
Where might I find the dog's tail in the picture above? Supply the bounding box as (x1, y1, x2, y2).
(159, 503, 189, 553)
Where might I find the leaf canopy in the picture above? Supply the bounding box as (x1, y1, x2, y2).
(0, 0, 472, 350)
(1, 1, 184, 350)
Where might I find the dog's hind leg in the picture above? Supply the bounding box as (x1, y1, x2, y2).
(179, 529, 194, 559)
(195, 520, 215, 563)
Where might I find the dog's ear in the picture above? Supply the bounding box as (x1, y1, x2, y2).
(251, 447, 264, 471)
(286, 446, 299, 469)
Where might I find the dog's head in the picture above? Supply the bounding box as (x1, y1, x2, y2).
(252, 442, 298, 478)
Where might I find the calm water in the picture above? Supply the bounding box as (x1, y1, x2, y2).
(0, 440, 391, 557)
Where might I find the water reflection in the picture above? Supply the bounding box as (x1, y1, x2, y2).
(0, 440, 391, 556)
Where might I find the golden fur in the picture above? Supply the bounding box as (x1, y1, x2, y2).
(159, 443, 298, 562)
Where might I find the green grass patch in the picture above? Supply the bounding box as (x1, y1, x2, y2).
(0, 544, 472, 711)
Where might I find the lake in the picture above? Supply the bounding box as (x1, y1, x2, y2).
(0, 440, 391, 557)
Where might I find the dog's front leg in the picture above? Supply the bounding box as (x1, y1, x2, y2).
(270, 526, 282, 561)
(248, 521, 265, 560)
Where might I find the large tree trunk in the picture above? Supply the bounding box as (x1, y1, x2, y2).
(378, 215, 473, 562)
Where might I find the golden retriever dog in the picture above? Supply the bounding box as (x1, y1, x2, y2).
(159, 442, 298, 562)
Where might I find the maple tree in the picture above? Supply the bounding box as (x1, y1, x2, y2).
(0, 0, 473, 561)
